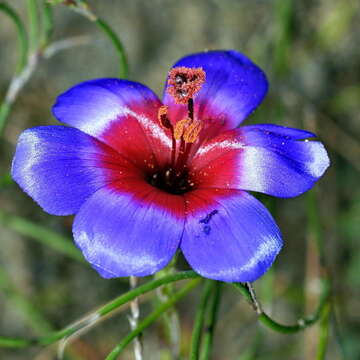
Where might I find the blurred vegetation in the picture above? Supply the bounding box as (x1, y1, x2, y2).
(0, 0, 359, 359)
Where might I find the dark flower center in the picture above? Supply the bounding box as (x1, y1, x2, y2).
(147, 166, 194, 195)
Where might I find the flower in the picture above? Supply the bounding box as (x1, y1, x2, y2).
(11, 50, 329, 282)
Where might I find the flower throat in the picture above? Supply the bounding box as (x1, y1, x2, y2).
(148, 66, 205, 195)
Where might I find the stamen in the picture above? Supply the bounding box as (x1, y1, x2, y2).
(167, 67, 206, 104)
(157, 105, 172, 129)
(188, 98, 194, 120)
(157, 67, 207, 181)
(174, 118, 191, 140)
(183, 121, 202, 143)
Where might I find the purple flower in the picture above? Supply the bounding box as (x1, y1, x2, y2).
(11, 50, 329, 282)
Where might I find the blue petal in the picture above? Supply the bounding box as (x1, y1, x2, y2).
(181, 189, 282, 282)
(52, 78, 161, 137)
(11, 126, 129, 215)
(237, 125, 330, 197)
(243, 123, 316, 140)
(73, 185, 185, 278)
(52, 78, 172, 167)
(192, 124, 330, 198)
(163, 50, 268, 129)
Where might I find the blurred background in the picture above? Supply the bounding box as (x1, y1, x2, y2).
(0, 0, 359, 359)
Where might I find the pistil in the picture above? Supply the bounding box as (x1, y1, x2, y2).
(158, 105, 176, 168)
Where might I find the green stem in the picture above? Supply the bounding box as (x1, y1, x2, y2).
(0, 103, 11, 134)
(155, 254, 181, 357)
(0, 271, 200, 348)
(190, 280, 214, 360)
(0, 269, 331, 350)
(26, 0, 39, 51)
(236, 278, 331, 334)
(95, 18, 128, 78)
(316, 302, 331, 360)
(41, 2, 54, 48)
(200, 282, 222, 360)
(105, 278, 201, 359)
(95, 271, 198, 317)
(55, 1, 128, 78)
(0, 2, 29, 73)
(0, 337, 31, 348)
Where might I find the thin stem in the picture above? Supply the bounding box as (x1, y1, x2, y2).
(0, 2, 29, 73)
(0, 2, 29, 134)
(190, 280, 214, 360)
(200, 282, 222, 360)
(171, 131, 176, 169)
(232, 278, 331, 334)
(0, 34, 90, 136)
(0, 51, 38, 136)
(0, 271, 200, 348)
(155, 255, 181, 358)
(0, 104, 11, 134)
(0, 270, 332, 349)
(128, 276, 143, 360)
(2, 2, 125, 135)
(40, 2, 54, 48)
(105, 278, 201, 360)
(26, 0, 39, 51)
(96, 271, 198, 317)
(95, 18, 128, 78)
(55, 1, 128, 78)
(0, 337, 31, 348)
(246, 282, 262, 314)
(316, 302, 331, 360)
(43, 35, 91, 58)
(188, 97, 194, 120)
(164, 306, 181, 358)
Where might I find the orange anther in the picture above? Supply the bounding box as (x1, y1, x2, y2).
(174, 118, 191, 140)
(158, 105, 172, 129)
(183, 121, 202, 143)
